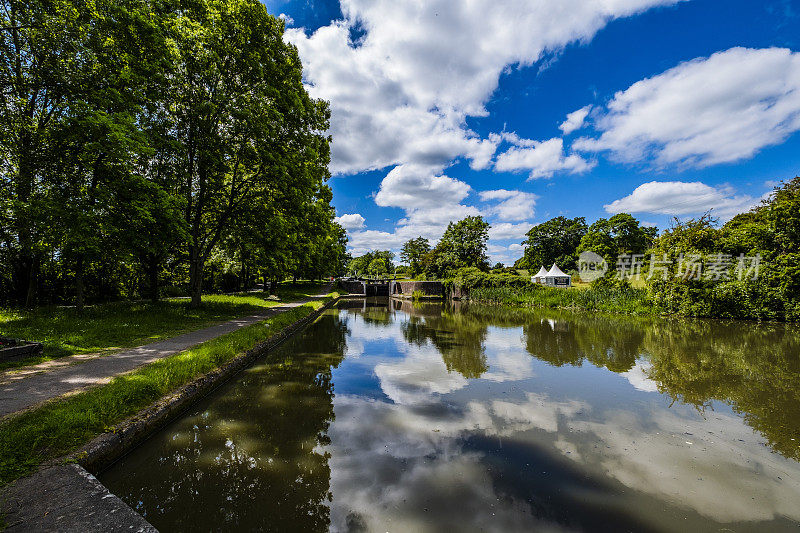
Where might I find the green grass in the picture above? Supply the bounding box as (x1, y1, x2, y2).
(0, 292, 338, 487)
(468, 284, 655, 316)
(0, 282, 326, 371)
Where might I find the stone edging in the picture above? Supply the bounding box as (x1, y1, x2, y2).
(72, 295, 341, 475)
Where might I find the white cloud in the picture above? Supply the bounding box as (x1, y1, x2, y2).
(488, 222, 531, 241)
(559, 105, 592, 134)
(574, 47, 800, 167)
(492, 392, 588, 434)
(286, 0, 682, 176)
(620, 360, 659, 392)
(479, 189, 538, 221)
(604, 181, 759, 219)
(494, 137, 596, 179)
(346, 229, 407, 257)
(339, 164, 484, 256)
(374, 164, 470, 210)
(334, 213, 365, 230)
(278, 13, 294, 25)
(285, 0, 684, 252)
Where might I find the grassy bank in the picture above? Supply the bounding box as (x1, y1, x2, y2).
(0, 293, 337, 487)
(0, 282, 326, 371)
(468, 284, 655, 316)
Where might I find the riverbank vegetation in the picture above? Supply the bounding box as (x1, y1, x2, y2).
(388, 177, 800, 321)
(0, 291, 339, 487)
(0, 282, 327, 370)
(0, 0, 347, 311)
(467, 284, 654, 316)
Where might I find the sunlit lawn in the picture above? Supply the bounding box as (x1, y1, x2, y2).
(0, 281, 326, 370)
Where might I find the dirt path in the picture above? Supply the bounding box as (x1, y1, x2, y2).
(0, 286, 332, 418)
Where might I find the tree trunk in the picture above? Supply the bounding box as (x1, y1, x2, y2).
(147, 259, 159, 302)
(75, 255, 85, 310)
(18, 135, 37, 308)
(24, 255, 37, 309)
(189, 247, 203, 308)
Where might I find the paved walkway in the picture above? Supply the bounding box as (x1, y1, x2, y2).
(1, 464, 156, 532)
(0, 286, 332, 418)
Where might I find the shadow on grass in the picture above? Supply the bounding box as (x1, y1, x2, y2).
(0, 281, 327, 371)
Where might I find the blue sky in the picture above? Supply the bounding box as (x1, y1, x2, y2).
(264, 0, 800, 264)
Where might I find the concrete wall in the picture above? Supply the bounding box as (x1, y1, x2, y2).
(339, 280, 366, 295)
(390, 281, 444, 298)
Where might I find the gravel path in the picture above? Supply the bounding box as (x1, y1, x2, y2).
(0, 287, 332, 418)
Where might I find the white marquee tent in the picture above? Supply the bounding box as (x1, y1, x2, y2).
(531, 266, 548, 284)
(541, 264, 571, 287)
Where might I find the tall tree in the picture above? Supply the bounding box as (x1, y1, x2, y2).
(167, 0, 330, 306)
(428, 216, 490, 277)
(577, 213, 657, 263)
(400, 237, 430, 278)
(52, 0, 170, 307)
(0, 0, 96, 305)
(522, 216, 587, 271)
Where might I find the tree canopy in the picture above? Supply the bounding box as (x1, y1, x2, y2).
(348, 251, 394, 277)
(645, 177, 800, 321)
(400, 237, 431, 278)
(577, 214, 657, 264)
(521, 216, 587, 271)
(424, 216, 490, 278)
(0, 0, 346, 308)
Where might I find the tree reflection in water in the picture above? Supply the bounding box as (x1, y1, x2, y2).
(100, 316, 349, 532)
(101, 299, 800, 531)
(386, 298, 800, 462)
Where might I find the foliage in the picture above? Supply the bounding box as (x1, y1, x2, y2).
(577, 213, 657, 264)
(522, 216, 587, 272)
(424, 216, 490, 278)
(445, 267, 532, 291)
(645, 179, 800, 321)
(590, 271, 632, 290)
(400, 237, 431, 278)
(0, 0, 345, 310)
(348, 250, 394, 277)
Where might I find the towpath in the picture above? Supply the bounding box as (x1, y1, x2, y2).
(0, 285, 332, 418)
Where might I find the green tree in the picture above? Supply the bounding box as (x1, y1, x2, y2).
(349, 251, 394, 277)
(427, 216, 490, 277)
(166, 0, 330, 306)
(0, 0, 103, 305)
(522, 216, 587, 272)
(367, 257, 391, 276)
(577, 213, 657, 264)
(400, 237, 431, 278)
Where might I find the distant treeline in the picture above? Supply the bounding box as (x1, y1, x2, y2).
(352, 177, 800, 321)
(511, 177, 800, 320)
(1, 0, 347, 308)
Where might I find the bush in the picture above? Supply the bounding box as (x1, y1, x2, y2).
(590, 272, 631, 290)
(467, 283, 653, 316)
(445, 267, 532, 292)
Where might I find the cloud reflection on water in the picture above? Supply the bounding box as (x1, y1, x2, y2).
(325, 303, 800, 531)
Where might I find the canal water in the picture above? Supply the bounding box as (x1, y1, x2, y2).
(99, 298, 800, 532)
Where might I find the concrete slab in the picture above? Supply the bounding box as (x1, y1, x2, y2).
(0, 464, 156, 532)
